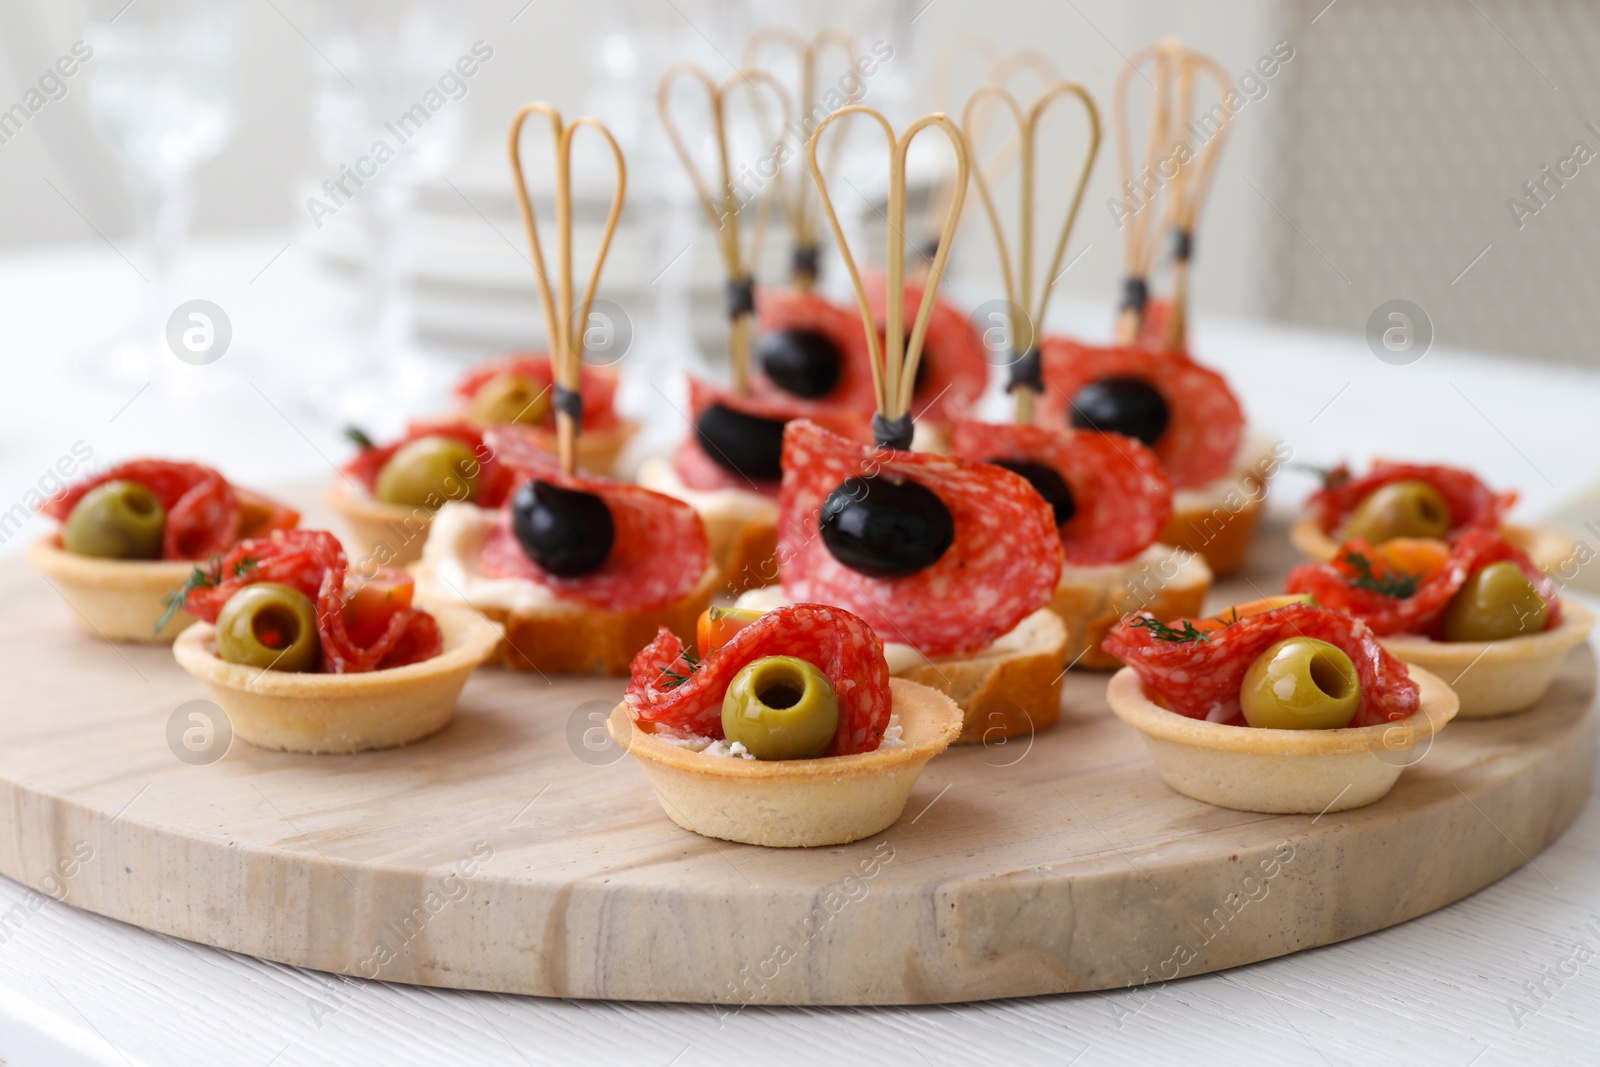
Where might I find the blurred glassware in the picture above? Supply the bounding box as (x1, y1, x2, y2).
(306, 0, 469, 424)
(82, 0, 245, 384)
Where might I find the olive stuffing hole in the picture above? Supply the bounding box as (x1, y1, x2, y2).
(252, 605, 302, 651)
(1309, 653, 1354, 699)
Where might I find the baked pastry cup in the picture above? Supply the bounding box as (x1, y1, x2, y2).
(1290, 517, 1572, 575)
(1108, 664, 1459, 813)
(608, 677, 962, 847)
(30, 535, 196, 643)
(1049, 545, 1213, 671)
(172, 606, 502, 754)
(1378, 600, 1593, 719)
(325, 479, 439, 568)
(896, 608, 1068, 743)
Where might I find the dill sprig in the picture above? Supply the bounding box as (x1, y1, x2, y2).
(1129, 615, 1211, 644)
(1338, 549, 1422, 599)
(154, 557, 223, 634)
(658, 647, 702, 689)
(344, 425, 377, 451)
(1294, 461, 1351, 490)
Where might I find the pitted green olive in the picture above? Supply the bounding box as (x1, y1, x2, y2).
(375, 436, 480, 508)
(61, 481, 165, 559)
(1240, 637, 1361, 730)
(1442, 561, 1550, 642)
(1342, 480, 1451, 544)
(720, 655, 840, 760)
(471, 372, 550, 426)
(214, 582, 321, 672)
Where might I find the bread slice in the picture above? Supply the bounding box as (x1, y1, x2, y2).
(1160, 436, 1281, 576)
(635, 456, 779, 593)
(472, 564, 722, 676)
(892, 609, 1068, 745)
(1049, 544, 1214, 670)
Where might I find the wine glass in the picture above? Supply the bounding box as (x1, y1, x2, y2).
(306, 0, 469, 425)
(82, 0, 245, 384)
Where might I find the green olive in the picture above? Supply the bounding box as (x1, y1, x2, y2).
(214, 582, 321, 672)
(720, 655, 840, 760)
(374, 436, 480, 508)
(471, 372, 550, 426)
(61, 480, 166, 559)
(1240, 637, 1361, 730)
(1442, 560, 1550, 642)
(1342, 480, 1451, 544)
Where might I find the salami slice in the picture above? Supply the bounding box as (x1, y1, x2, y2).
(479, 426, 712, 612)
(1102, 602, 1420, 727)
(625, 603, 892, 755)
(949, 420, 1173, 565)
(778, 419, 1063, 658)
(1285, 528, 1560, 638)
(453, 354, 621, 431)
(676, 376, 871, 494)
(863, 273, 988, 425)
(754, 287, 878, 414)
(1307, 461, 1516, 536)
(181, 529, 441, 673)
(45, 460, 242, 561)
(345, 421, 517, 509)
(1038, 339, 1244, 490)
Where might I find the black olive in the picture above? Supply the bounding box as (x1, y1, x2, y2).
(990, 459, 1076, 526)
(511, 480, 614, 577)
(1068, 376, 1170, 447)
(819, 475, 954, 579)
(695, 403, 786, 481)
(757, 329, 842, 398)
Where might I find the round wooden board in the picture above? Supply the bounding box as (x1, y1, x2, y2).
(0, 520, 1592, 1007)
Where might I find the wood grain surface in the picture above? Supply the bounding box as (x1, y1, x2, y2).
(0, 520, 1591, 1007)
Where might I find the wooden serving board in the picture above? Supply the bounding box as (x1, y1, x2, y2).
(0, 518, 1591, 1007)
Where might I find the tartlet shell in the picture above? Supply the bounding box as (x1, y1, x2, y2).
(1379, 600, 1594, 719)
(30, 535, 196, 644)
(1288, 517, 1574, 574)
(173, 607, 502, 754)
(1108, 665, 1459, 814)
(325, 421, 640, 567)
(609, 677, 963, 847)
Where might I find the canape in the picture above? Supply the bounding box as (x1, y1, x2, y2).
(168, 529, 499, 753)
(613, 602, 962, 846)
(1103, 600, 1458, 813)
(1287, 530, 1593, 718)
(328, 422, 515, 568)
(450, 355, 638, 474)
(32, 459, 299, 643)
(1289, 460, 1572, 573)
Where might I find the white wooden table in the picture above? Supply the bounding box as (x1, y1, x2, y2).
(0, 238, 1596, 1066)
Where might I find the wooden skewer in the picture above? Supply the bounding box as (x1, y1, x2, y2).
(963, 81, 1101, 425)
(743, 27, 859, 291)
(809, 108, 971, 447)
(506, 104, 627, 477)
(1111, 42, 1177, 345)
(921, 40, 1059, 275)
(658, 63, 789, 395)
(1158, 47, 1234, 353)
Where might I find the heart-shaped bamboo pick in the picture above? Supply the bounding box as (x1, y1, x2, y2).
(963, 80, 1101, 425)
(1155, 46, 1234, 352)
(808, 107, 971, 450)
(921, 40, 1059, 268)
(506, 104, 626, 477)
(1111, 40, 1234, 348)
(743, 28, 860, 291)
(658, 63, 790, 395)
